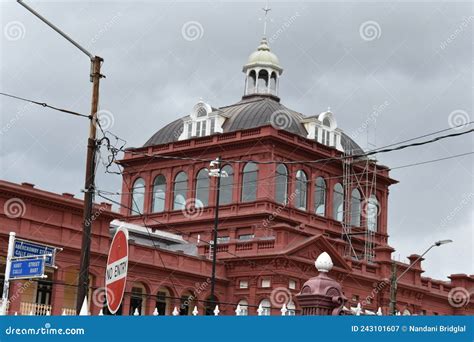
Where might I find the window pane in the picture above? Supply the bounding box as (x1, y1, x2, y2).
(131, 178, 145, 214)
(241, 162, 258, 202)
(152, 175, 166, 213)
(260, 299, 271, 316)
(196, 122, 201, 137)
(367, 195, 379, 232)
(350, 189, 361, 226)
(210, 118, 216, 134)
(187, 122, 193, 139)
(195, 168, 209, 207)
(315, 177, 326, 215)
(275, 164, 288, 205)
(333, 183, 344, 222)
(173, 172, 188, 210)
(201, 120, 207, 136)
(295, 170, 307, 210)
(220, 165, 234, 205)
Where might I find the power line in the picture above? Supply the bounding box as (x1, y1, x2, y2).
(0, 91, 91, 119)
(389, 151, 474, 171)
(112, 128, 474, 165)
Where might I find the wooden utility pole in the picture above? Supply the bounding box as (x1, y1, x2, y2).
(76, 56, 103, 313)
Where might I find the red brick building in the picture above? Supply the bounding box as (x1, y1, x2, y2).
(1, 37, 472, 316)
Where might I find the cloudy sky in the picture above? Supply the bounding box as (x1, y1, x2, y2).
(1, 1, 472, 280)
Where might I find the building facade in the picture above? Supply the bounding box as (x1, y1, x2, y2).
(1, 37, 472, 316)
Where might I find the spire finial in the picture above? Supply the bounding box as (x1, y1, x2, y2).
(262, 1, 271, 36)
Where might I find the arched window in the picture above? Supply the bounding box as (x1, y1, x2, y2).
(367, 195, 379, 232)
(333, 183, 344, 222)
(257, 69, 269, 93)
(204, 295, 219, 316)
(156, 287, 172, 315)
(220, 165, 234, 205)
(314, 177, 326, 216)
(241, 162, 258, 202)
(287, 300, 296, 316)
(195, 168, 210, 207)
(247, 70, 256, 94)
(152, 175, 166, 213)
(179, 291, 196, 316)
(350, 189, 362, 227)
(295, 170, 308, 210)
(237, 299, 249, 316)
(259, 299, 271, 316)
(129, 283, 146, 315)
(275, 164, 288, 205)
(173, 172, 188, 210)
(270, 72, 277, 94)
(131, 178, 145, 214)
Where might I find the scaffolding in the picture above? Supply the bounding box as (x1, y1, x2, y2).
(341, 150, 378, 262)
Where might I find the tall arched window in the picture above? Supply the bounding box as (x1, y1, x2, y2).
(259, 299, 271, 316)
(367, 195, 379, 232)
(295, 170, 308, 210)
(173, 172, 187, 210)
(314, 177, 326, 216)
(220, 165, 234, 205)
(241, 162, 258, 202)
(275, 164, 288, 205)
(156, 287, 172, 315)
(152, 175, 166, 213)
(195, 168, 210, 207)
(257, 69, 269, 93)
(333, 183, 344, 222)
(350, 189, 362, 227)
(131, 178, 145, 214)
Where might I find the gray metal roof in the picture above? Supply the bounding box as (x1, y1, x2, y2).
(143, 96, 364, 155)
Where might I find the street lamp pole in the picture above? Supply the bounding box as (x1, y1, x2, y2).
(389, 239, 453, 315)
(17, 0, 104, 314)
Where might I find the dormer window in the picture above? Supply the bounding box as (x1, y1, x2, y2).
(179, 100, 225, 141)
(305, 110, 344, 151)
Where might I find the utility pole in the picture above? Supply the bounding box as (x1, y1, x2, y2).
(76, 56, 103, 313)
(209, 157, 222, 314)
(16, 0, 104, 314)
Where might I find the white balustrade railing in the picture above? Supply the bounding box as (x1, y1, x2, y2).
(20, 302, 51, 316)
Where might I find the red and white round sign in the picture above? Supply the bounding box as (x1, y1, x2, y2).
(105, 226, 128, 314)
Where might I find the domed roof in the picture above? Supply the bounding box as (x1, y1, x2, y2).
(243, 37, 282, 73)
(143, 96, 364, 155)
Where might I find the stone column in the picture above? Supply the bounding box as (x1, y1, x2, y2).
(295, 252, 347, 315)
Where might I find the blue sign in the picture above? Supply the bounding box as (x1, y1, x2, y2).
(9, 257, 45, 280)
(13, 239, 56, 267)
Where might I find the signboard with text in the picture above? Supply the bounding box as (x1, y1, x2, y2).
(105, 226, 129, 314)
(13, 239, 57, 267)
(10, 257, 46, 280)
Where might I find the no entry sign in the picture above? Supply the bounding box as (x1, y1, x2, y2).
(105, 226, 129, 314)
